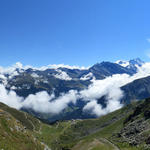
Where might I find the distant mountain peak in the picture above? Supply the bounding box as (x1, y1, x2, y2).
(116, 58, 144, 68)
(115, 60, 129, 67)
(129, 58, 144, 66)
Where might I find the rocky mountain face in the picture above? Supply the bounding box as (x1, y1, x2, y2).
(3, 59, 141, 97)
(116, 57, 144, 72)
(114, 98, 150, 149)
(121, 76, 150, 104)
(3, 58, 142, 97)
(4, 63, 132, 96)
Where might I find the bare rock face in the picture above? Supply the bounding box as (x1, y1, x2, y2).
(146, 136, 150, 144)
(144, 110, 150, 119)
(115, 98, 150, 148)
(118, 118, 150, 146)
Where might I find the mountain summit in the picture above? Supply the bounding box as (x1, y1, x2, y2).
(116, 58, 144, 71)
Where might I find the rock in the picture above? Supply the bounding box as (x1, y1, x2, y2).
(146, 136, 150, 144)
(144, 110, 150, 119)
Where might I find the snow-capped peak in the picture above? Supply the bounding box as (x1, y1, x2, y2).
(116, 58, 144, 68)
(116, 60, 130, 67)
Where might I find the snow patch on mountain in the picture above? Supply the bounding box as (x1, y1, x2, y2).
(54, 69, 72, 80)
(116, 60, 130, 67)
(80, 72, 95, 80)
(116, 58, 144, 69)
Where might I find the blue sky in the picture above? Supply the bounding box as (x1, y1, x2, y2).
(0, 0, 150, 67)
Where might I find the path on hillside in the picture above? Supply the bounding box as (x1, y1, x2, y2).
(100, 138, 120, 150)
(72, 138, 120, 150)
(37, 119, 42, 134)
(24, 113, 51, 150)
(24, 112, 35, 131)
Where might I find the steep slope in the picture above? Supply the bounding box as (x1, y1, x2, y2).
(116, 98, 150, 147)
(89, 61, 135, 79)
(1, 98, 150, 150)
(121, 76, 150, 104)
(0, 102, 47, 150)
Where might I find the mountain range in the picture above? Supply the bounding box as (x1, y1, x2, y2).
(1, 58, 150, 149)
(0, 58, 150, 122)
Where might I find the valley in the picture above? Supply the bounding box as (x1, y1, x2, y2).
(1, 97, 150, 150)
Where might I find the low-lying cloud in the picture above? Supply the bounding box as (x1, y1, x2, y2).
(0, 85, 78, 114)
(1, 62, 150, 117)
(22, 90, 78, 114)
(0, 84, 23, 109)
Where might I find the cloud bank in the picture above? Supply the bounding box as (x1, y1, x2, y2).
(0, 62, 150, 117)
(0, 85, 78, 114)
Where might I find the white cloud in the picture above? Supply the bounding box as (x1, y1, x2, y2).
(31, 73, 39, 78)
(20, 90, 78, 114)
(0, 85, 78, 114)
(83, 98, 122, 117)
(83, 100, 104, 116)
(14, 62, 23, 69)
(0, 62, 24, 80)
(80, 74, 125, 116)
(0, 84, 23, 109)
(48, 64, 89, 70)
(80, 63, 150, 116)
(0, 74, 6, 80)
(80, 74, 126, 101)
(0, 63, 89, 78)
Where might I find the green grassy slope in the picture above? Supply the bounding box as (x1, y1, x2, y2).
(0, 102, 45, 150)
(33, 102, 138, 150)
(35, 99, 150, 150)
(1, 98, 150, 150)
